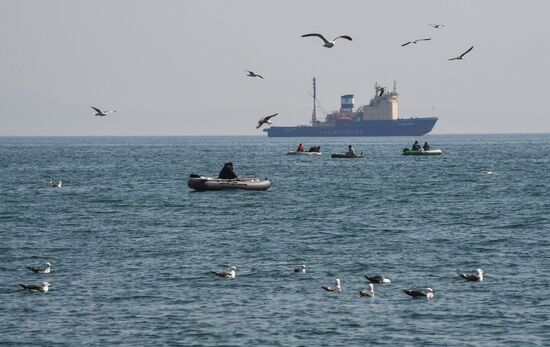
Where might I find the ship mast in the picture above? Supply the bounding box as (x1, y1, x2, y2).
(311, 77, 317, 124)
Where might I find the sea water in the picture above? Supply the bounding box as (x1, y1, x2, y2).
(1, 135, 549, 346)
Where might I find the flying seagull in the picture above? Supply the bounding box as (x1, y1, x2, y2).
(378, 87, 385, 97)
(403, 288, 434, 299)
(429, 24, 445, 29)
(359, 283, 375, 297)
(457, 268, 484, 282)
(26, 262, 52, 274)
(20, 282, 50, 293)
(211, 266, 237, 279)
(301, 33, 352, 48)
(294, 265, 306, 273)
(448, 46, 474, 61)
(322, 278, 341, 292)
(256, 113, 278, 129)
(401, 38, 431, 47)
(91, 106, 116, 117)
(365, 275, 391, 284)
(245, 70, 264, 79)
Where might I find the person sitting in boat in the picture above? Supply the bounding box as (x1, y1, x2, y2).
(412, 141, 420, 150)
(218, 162, 238, 180)
(347, 145, 355, 155)
(423, 142, 431, 151)
(308, 146, 320, 152)
(297, 143, 305, 152)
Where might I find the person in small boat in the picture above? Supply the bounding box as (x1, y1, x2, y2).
(297, 143, 305, 152)
(412, 141, 420, 150)
(423, 142, 431, 151)
(218, 162, 238, 180)
(308, 146, 320, 152)
(347, 145, 355, 155)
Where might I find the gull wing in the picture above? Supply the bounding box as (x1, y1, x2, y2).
(264, 113, 278, 121)
(256, 118, 265, 129)
(334, 35, 352, 41)
(91, 106, 102, 113)
(459, 46, 474, 58)
(301, 33, 329, 44)
(401, 41, 412, 47)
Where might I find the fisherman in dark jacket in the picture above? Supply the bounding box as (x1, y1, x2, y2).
(308, 146, 320, 153)
(218, 162, 238, 179)
(423, 142, 431, 151)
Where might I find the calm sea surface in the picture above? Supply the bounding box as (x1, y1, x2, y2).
(1, 135, 549, 346)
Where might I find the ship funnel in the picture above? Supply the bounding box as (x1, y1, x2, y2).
(341, 94, 354, 111)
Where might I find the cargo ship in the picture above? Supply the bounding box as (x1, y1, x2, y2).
(263, 78, 438, 137)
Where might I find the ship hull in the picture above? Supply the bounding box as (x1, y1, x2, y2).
(264, 117, 438, 137)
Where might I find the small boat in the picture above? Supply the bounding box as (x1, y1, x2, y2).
(187, 174, 271, 191)
(402, 148, 442, 155)
(287, 150, 321, 156)
(331, 152, 364, 158)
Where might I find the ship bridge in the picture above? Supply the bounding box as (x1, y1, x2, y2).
(356, 82, 399, 121)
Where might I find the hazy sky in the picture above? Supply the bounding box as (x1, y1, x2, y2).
(1, 0, 549, 136)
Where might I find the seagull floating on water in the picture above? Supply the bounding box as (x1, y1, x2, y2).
(448, 46, 474, 61)
(485, 171, 500, 176)
(401, 38, 431, 47)
(457, 268, 484, 282)
(365, 275, 391, 284)
(322, 278, 341, 292)
(403, 288, 434, 299)
(359, 283, 375, 297)
(245, 70, 264, 79)
(48, 179, 62, 188)
(429, 24, 445, 29)
(256, 113, 278, 129)
(211, 266, 237, 279)
(26, 262, 52, 274)
(20, 282, 50, 293)
(294, 265, 306, 273)
(91, 106, 116, 117)
(301, 33, 352, 48)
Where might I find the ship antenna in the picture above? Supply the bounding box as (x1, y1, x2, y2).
(393, 80, 397, 94)
(312, 77, 317, 124)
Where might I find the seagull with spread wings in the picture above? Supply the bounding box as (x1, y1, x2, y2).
(301, 33, 352, 48)
(245, 70, 264, 79)
(91, 106, 116, 117)
(429, 24, 445, 29)
(256, 113, 278, 129)
(401, 38, 431, 47)
(448, 46, 474, 61)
